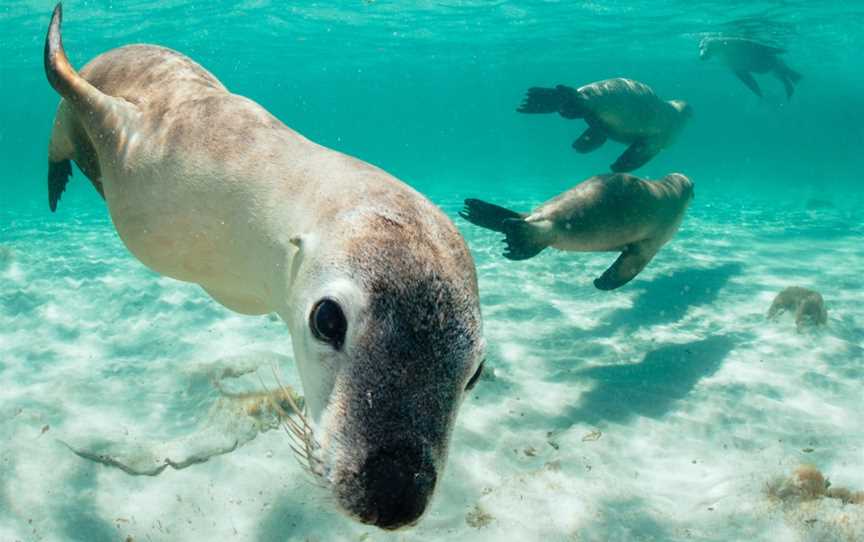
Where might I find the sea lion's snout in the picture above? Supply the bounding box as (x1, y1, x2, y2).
(352, 441, 437, 529)
(698, 39, 712, 60)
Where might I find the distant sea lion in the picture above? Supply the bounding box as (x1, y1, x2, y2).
(517, 78, 692, 173)
(699, 37, 801, 100)
(43, 4, 485, 530)
(767, 286, 827, 331)
(460, 173, 694, 290)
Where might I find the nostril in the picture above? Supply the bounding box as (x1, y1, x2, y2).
(361, 443, 437, 530)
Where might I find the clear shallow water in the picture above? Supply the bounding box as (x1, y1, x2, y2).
(1, 1, 863, 541)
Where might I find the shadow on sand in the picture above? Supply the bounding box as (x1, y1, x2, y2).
(595, 263, 743, 334)
(547, 334, 736, 430)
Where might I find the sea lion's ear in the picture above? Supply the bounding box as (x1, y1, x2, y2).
(290, 236, 304, 250)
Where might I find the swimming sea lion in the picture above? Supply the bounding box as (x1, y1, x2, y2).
(460, 173, 694, 290)
(44, 4, 485, 530)
(699, 37, 801, 100)
(517, 78, 692, 173)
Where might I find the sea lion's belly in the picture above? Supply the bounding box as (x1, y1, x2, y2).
(551, 220, 651, 252)
(547, 184, 682, 252)
(589, 95, 670, 142)
(722, 51, 774, 73)
(99, 143, 284, 313)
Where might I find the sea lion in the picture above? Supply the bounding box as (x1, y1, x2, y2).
(767, 286, 827, 332)
(516, 78, 692, 173)
(699, 37, 801, 100)
(460, 173, 694, 290)
(43, 4, 485, 530)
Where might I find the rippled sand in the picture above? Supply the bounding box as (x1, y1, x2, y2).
(1, 196, 862, 541)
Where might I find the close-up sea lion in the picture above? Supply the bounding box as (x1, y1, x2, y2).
(460, 172, 694, 290)
(516, 78, 692, 173)
(43, 3, 485, 530)
(699, 36, 802, 100)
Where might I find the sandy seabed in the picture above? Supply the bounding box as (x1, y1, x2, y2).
(1, 195, 862, 542)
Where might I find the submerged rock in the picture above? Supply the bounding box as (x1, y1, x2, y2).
(767, 286, 828, 332)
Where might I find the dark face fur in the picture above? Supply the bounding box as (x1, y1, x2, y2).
(287, 216, 484, 530)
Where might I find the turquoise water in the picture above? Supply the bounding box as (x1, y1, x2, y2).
(1, 2, 863, 541)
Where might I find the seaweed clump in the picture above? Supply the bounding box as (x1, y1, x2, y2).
(767, 465, 864, 505)
(466, 504, 494, 528)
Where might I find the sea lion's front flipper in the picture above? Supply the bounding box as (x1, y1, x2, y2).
(48, 108, 104, 211)
(734, 70, 763, 98)
(48, 160, 72, 212)
(611, 139, 662, 173)
(572, 126, 607, 153)
(593, 239, 661, 290)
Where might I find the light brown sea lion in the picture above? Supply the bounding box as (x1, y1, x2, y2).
(699, 37, 801, 100)
(43, 3, 485, 530)
(460, 172, 694, 290)
(517, 78, 692, 172)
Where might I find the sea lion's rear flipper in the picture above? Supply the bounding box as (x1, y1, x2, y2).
(44, 3, 135, 210)
(45, 4, 136, 121)
(572, 126, 607, 153)
(734, 70, 763, 98)
(773, 62, 801, 100)
(611, 139, 662, 173)
(517, 85, 586, 119)
(460, 199, 523, 232)
(459, 199, 548, 260)
(593, 240, 661, 290)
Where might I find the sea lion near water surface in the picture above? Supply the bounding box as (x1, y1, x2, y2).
(517, 78, 692, 173)
(699, 37, 802, 100)
(460, 173, 694, 290)
(43, 3, 485, 530)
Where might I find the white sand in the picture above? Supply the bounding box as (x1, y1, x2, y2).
(0, 197, 862, 541)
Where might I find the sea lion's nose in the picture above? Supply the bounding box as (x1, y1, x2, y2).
(361, 442, 437, 530)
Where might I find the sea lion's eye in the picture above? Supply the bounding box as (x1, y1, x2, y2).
(466, 361, 484, 391)
(310, 298, 347, 350)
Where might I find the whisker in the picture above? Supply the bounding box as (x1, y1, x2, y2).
(260, 364, 328, 487)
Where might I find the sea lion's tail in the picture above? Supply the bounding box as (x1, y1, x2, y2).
(44, 3, 112, 111)
(517, 85, 587, 119)
(459, 199, 547, 260)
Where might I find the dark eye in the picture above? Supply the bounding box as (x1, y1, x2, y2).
(466, 361, 484, 391)
(310, 298, 347, 350)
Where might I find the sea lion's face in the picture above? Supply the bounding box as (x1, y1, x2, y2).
(663, 173, 695, 202)
(699, 38, 715, 60)
(669, 99, 693, 121)
(283, 233, 484, 530)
